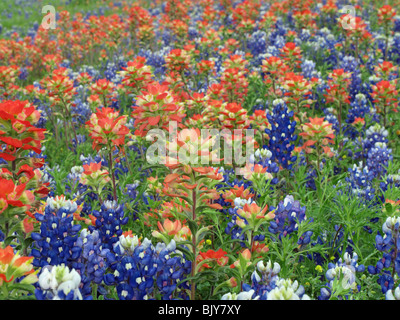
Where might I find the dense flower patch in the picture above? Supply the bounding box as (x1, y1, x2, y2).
(1, 0, 400, 301)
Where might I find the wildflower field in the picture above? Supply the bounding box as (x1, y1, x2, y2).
(1, 0, 400, 303)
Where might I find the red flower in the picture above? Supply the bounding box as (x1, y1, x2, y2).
(197, 248, 229, 270)
(86, 107, 129, 150)
(371, 80, 398, 108)
(338, 15, 367, 39)
(280, 42, 302, 69)
(0, 100, 45, 161)
(0, 246, 36, 285)
(120, 56, 154, 95)
(378, 5, 396, 25)
(222, 185, 254, 205)
(371, 80, 399, 121)
(41, 72, 76, 104)
(323, 69, 352, 106)
(0, 178, 34, 214)
(293, 9, 317, 30)
(219, 67, 249, 103)
(218, 102, 249, 129)
(0, 65, 20, 97)
(321, 1, 337, 15)
(299, 117, 335, 157)
(132, 83, 185, 136)
(165, 48, 191, 73)
(374, 61, 397, 81)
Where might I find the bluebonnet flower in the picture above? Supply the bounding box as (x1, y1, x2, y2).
(137, 47, 170, 78)
(343, 93, 376, 142)
(347, 93, 375, 124)
(105, 238, 191, 300)
(318, 252, 365, 300)
(265, 99, 297, 170)
(268, 195, 312, 244)
(301, 59, 320, 80)
(391, 34, 400, 64)
(265, 278, 311, 300)
(323, 107, 340, 134)
(386, 285, 400, 300)
(124, 181, 140, 200)
(33, 101, 50, 128)
(345, 162, 376, 202)
(35, 264, 89, 300)
(308, 224, 354, 266)
(239, 260, 311, 300)
(225, 206, 254, 248)
(249, 148, 279, 185)
(303, 167, 317, 190)
(363, 123, 388, 152)
(71, 134, 87, 148)
(299, 29, 312, 42)
(89, 201, 129, 251)
(246, 260, 281, 299)
(70, 99, 91, 125)
(247, 31, 267, 63)
(77, 65, 100, 79)
(154, 241, 191, 299)
(366, 142, 393, 179)
(31, 199, 82, 268)
(368, 216, 400, 294)
(381, 169, 400, 193)
(74, 229, 110, 298)
(265, 45, 281, 57)
(65, 165, 84, 191)
(377, 273, 395, 294)
(18, 67, 28, 80)
(339, 55, 364, 98)
(103, 61, 123, 83)
(394, 18, 400, 32)
(221, 290, 259, 300)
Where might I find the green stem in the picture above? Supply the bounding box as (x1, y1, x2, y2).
(124, 145, 133, 177)
(109, 149, 117, 202)
(384, 28, 389, 61)
(190, 187, 198, 300)
(392, 229, 398, 279)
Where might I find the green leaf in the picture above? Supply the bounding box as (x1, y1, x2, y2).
(175, 245, 194, 261)
(195, 226, 211, 244)
(23, 237, 34, 249)
(8, 283, 36, 294)
(187, 219, 199, 235)
(195, 205, 215, 215)
(8, 294, 36, 300)
(384, 202, 393, 216)
(4, 236, 16, 247)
